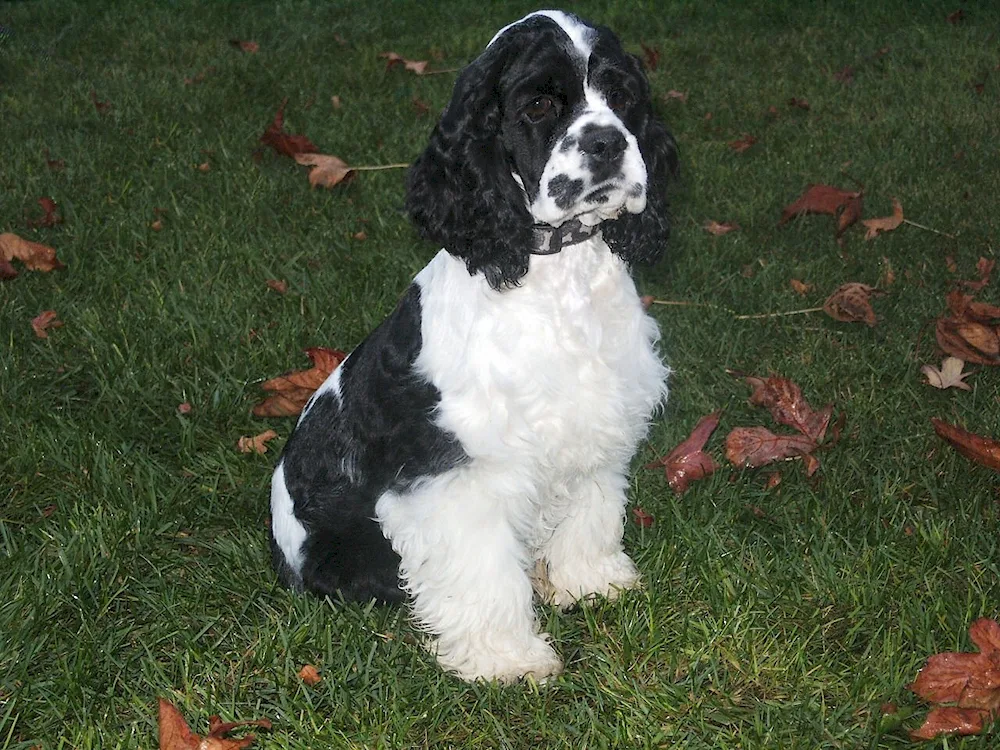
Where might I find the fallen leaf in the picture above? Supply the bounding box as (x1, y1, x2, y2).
(253, 347, 347, 417)
(960, 257, 995, 292)
(158, 698, 271, 750)
(27, 197, 63, 228)
(90, 90, 110, 114)
(861, 197, 904, 240)
(293, 153, 354, 189)
(779, 184, 862, 226)
(728, 133, 757, 153)
(631, 507, 654, 528)
(725, 426, 817, 468)
(177, 402, 192, 415)
(790, 279, 813, 296)
(640, 42, 660, 71)
(946, 9, 965, 23)
(833, 65, 855, 84)
(229, 39, 259, 54)
(0, 232, 65, 279)
(921, 357, 973, 391)
(787, 97, 810, 110)
(703, 220, 739, 236)
(31, 310, 63, 339)
(935, 317, 1000, 365)
(742, 375, 833, 442)
(331, 95, 342, 109)
(664, 90, 688, 103)
(908, 618, 1000, 739)
(823, 282, 881, 326)
(237, 429, 279, 455)
(645, 410, 722, 494)
(932, 418, 1000, 471)
(266, 279, 288, 295)
(836, 193, 864, 239)
(379, 51, 429, 75)
(259, 98, 319, 159)
(298, 664, 322, 685)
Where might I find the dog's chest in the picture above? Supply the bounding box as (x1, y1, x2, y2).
(416, 243, 667, 473)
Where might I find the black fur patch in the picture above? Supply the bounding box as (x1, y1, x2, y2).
(548, 174, 585, 209)
(272, 284, 467, 604)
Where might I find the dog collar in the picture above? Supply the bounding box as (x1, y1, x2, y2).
(531, 218, 600, 255)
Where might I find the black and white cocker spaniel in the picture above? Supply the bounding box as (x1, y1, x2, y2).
(269, 10, 678, 683)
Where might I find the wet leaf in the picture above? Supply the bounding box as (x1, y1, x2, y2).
(645, 410, 721, 494)
(725, 426, 817, 469)
(909, 707, 991, 740)
(931, 418, 1000, 472)
(743, 375, 833, 442)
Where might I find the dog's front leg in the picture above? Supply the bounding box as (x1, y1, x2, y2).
(536, 469, 641, 610)
(376, 475, 563, 683)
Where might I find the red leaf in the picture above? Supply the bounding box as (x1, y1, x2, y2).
(631, 507, 654, 528)
(725, 426, 817, 469)
(909, 706, 990, 740)
(27, 197, 63, 228)
(645, 410, 721, 494)
(743, 375, 833, 442)
(728, 134, 757, 153)
(259, 98, 319, 159)
(932, 419, 1000, 472)
(31, 310, 63, 339)
(778, 184, 861, 226)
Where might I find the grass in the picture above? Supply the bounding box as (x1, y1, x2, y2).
(1, 0, 998, 747)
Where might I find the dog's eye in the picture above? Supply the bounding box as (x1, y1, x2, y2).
(523, 96, 554, 123)
(606, 88, 632, 113)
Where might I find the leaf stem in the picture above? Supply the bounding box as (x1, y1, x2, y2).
(902, 218, 955, 239)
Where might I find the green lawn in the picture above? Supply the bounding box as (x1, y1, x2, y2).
(2, 1, 999, 747)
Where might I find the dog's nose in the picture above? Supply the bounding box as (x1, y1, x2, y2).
(579, 126, 627, 164)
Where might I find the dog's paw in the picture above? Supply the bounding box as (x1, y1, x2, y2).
(539, 552, 641, 610)
(436, 633, 563, 684)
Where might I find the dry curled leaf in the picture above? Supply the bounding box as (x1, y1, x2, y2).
(861, 197, 903, 240)
(743, 375, 833, 443)
(298, 664, 322, 685)
(823, 282, 882, 327)
(158, 698, 271, 750)
(936, 317, 1000, 365)
(0, 232, 65, 279)
(259, 98, 319, 159)
(931, 418, 1000, 472)
(645, 410, 721, 494)
(237, 429, 279, 455)
(790, 279, 813, 296)
(921, 357, 973, 391)
(779, 184, 862, 226)
(293, 153, 354, 189)
(379, 51, 429, 75)
(253, 347, 347, 417)
(703, 220, 739, 236)
(31, 310, 63, 339)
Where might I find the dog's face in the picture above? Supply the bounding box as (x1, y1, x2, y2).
(407, 11, 678, 289)
(493, 14, 651, 227)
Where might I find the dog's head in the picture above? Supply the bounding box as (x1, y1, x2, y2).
(406, 10, 678, 289)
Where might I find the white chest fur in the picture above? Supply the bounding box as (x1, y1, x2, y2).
(414, 238, 669, 481)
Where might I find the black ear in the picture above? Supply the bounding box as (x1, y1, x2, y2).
(602, 58, 679, 268)
(406, 38, 535, 290)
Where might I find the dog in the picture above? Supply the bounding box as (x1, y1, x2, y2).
(269, 9, 678, 683)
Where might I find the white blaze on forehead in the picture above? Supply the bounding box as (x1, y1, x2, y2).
(487, 10, 594, 57)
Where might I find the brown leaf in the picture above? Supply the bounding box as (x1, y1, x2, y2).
(743, 375, 833, 442)
(229, 39, 259, 54)
(90, 90, 111, 114)
(833, 65, 855, 84)
(921, 357, 973, 391)
(836, 193, 864, 239)
(703, 220, 739, 236)
(664, 90, 688, 103)
(259, 98, 319, 159)
(645, 410, 722, 494)
(0, 232, 65, 279)
(790, 279, 813, 296)
(27, 197, 63, 228)
(266, 279, 288, 295)
(293, 153, 354, 189)
(728, 134, 757, 153)
(823, 282, 881, 326)
(298, 664, 322, 685)
(935, 317, 1000, 365)
(158, 699, 271, 750)
(961, 257, 995, 292)
(725, 426, 817, 469)
(787, 97, 810, 110)
(909, 707, 990, 740)
(31, 310, 63, 339)
(379, 51, 429, 75)
(640, 42, 660, 71)
(861, 197, 904, 240)
(932, 418, 1000, 472)
(253, 347, 347, 417)
(237, 429, 279, 455)
(631, 507, 654, 528)
(779, 184, 862, 226)
(946, 9, 965, 23)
